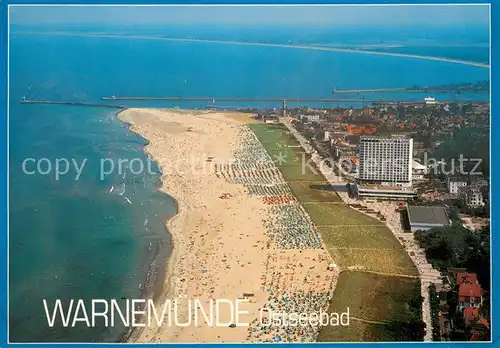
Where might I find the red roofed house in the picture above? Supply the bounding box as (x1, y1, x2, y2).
(457, 273, 483, 311)
(463, 306, 478, 326)
(463, 306, 490, 341)
(470, 333, 482, 341)
(457, 272, 478, 285)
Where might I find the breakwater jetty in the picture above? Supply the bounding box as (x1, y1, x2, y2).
(20, 99, 126, 109)
(101, 96, 388, 103)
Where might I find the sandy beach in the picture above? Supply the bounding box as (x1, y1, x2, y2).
(118, 108, 338, 343)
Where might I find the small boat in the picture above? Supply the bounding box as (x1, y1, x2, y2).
(124, 197, 132, 204)
(109, 185, 114, 193)
(119, 184, 126, 196)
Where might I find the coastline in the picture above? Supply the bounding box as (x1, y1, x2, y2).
(117, 108, 338, 343)
(117, 110, 183, 343)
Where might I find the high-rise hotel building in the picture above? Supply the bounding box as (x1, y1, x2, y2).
(359, 136, 413, 184)
(355, 135, 416, 200)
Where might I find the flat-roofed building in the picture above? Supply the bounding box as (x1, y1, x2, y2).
(355, 183, 416, 200)
(412, 160, 428, 181)
(300, 114, 320, 123)
(425, 96, 438, 105)
(407, 205, 451, 231)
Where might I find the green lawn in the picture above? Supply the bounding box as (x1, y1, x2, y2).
(288, 180, 342, 202)
(317, 320, 368, 342)
(317, 319, 424, 342)
(319, 225, 404, 249)
(249, 124, 326, 181)
(318, 271, 422, 341)
(279, 163, 326, 182)
(327, 248, 419, 276)
(303, 203, 384, 226)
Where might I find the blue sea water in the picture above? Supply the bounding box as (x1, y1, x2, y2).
(8, 24, 489, 342)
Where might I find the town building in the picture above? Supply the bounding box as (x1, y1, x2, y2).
(448, 177, 468, 194)
(425, 96, 438, 105)
(300, 114, 320, 123)
(469, 175, 489, 189)
(412, 160, 428, 181)
(362, 106, 372, 116)
(264, 116, 279, 124)
(460, 186, 485, 208)
(354, 184, 416, 200)
(346, 124, 376, 135)
(355, 135, 415, 200)
(358, 136, 413, 183)
(457, 272, 483, 311)
(412, 140, 426, 156)
(324, 110, 346, 123)
(331, 140, 356, 159)
(406, 205, 451, 231)
(324, 129, 347, 142)
(464, 307, 490, 341)
(473, 105, 489, 115)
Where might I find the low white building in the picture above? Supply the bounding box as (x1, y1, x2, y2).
(301, 114, 320, 123)
(425, 96, 438, 105)
(324, 130, 347, 142)
(412, 160, 428, 181)
(448, 177, 468, 195)
(355, 182, 416, 200)
(324, 130, 331, 141)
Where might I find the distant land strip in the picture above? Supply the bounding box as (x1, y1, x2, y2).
(13, 31, 490, 69)
(333, 87, 489, 94)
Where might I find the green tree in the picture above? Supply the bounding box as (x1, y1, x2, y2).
(414, 225, 490, 290)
